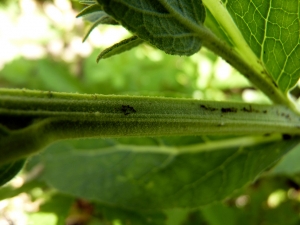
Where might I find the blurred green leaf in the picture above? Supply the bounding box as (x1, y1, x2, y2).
(0, 48, 202, 97)
(82, 11, 118, 42)
(28, 213, 58, 225)
(83, 49, 198, 96)
(0, 58, 85, 93)
(0, 159, 25, 187)
(79, 0, 97, 4)
(164, 209, 190, 225)
(0, 180, 46, 201)
(92, 202, 167, 225)
(270, 143, 300, 175)
(201, 177, 300, 225)
(38, 194, 75, 225)
(180, 210, 208, 225)
(76, 4, 103, 18)
(34, 136, 298, 210)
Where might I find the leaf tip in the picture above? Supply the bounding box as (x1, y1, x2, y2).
(96, 53, 103, 63)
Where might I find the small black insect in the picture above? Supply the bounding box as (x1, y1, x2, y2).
(221, 107, 237, 113)
(121, 105, 136, 115)
(200, 105, 218, 111)
(282, 134, 292, 140)
(47, 91, 53, 98)
(241, 106, 259, 113)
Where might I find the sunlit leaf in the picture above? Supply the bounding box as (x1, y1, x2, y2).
(219, 0, 300, 92)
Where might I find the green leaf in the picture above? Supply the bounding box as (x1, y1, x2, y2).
(0, 125, 25, 186)
(81, 0, 293, 106)
(270, 143, 300, 175)
(79, 0, 97, 4)
(36, 135, 299, 210)
(216, 0, 300, 93)
(180, 210, 208, 225)
(0, 124, 10, 136)
(97, 0, 206, 55)
(82, 11, 118, 42)
(0, 159, 25, 187)
(201, 177, 300, 225)
(97, 36, 144, 61)
(76, 4, 103, 18)
(93, 202, 167, 225)
(204, 9, 233, 47)
(0, 180, 46, 201)
(82, 10, 118, 24)
(0, 58, 85, 93)
(38, 194, 75, 225)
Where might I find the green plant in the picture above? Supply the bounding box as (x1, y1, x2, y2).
(1, 0, 300, 223)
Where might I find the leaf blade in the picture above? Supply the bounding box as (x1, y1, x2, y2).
(0, 159, 25, 187)
(97, 36, 144, 61)
(37, 135, 299, 210)
(82, 12, 118, 42)
(76, 4, 103, 18)
(97, 0, 206, 55)
(219, 0, 300, 92)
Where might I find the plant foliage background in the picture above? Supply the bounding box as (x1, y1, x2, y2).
(0, 0, 300, 224)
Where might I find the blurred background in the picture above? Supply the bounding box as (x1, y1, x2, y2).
(0, 0, 273, 102)
(1, 1, 300, 225)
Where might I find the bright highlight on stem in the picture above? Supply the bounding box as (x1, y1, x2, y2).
(0, 88, 300, 166)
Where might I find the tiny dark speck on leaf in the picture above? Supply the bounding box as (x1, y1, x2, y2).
(241, 106, 259, 113)
(47, 91, 53, 98)
(287, 179, 300, 190)
(200, 105, 218, 111)
(282, 134, 292, 140)
(221, 107, 237, 113)
(272, 81, 278, 88)
(121, 105, 136, 115)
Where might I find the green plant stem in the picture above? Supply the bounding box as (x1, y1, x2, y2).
(159, 0, 295, 111)
(0, 88, 300, 166)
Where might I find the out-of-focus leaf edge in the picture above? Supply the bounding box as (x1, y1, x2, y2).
(97, 36, 144, 62)
(82, 14, 119, 42)
(76, 4, 103, 18)
(0, 159, 26, 187)
(79, 0, 97, 5)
